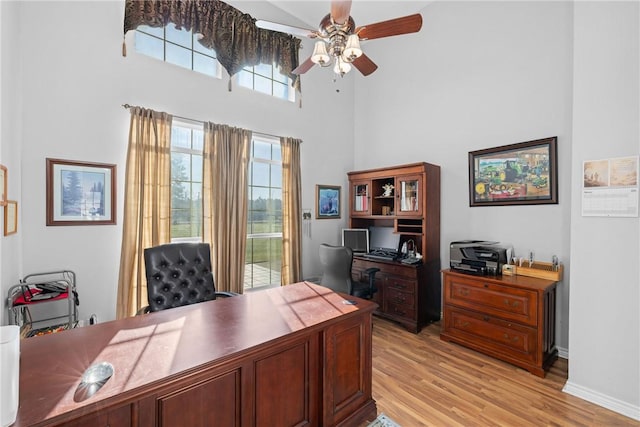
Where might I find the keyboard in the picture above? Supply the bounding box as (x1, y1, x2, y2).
(363, 250, 398, 261)
(364, 254, 395, 261)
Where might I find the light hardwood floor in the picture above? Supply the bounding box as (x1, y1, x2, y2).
(368, 317, 639, 426)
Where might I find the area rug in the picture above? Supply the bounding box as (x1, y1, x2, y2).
(367, 413, 401, 427)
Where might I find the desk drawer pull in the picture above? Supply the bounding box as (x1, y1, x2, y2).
(503, 333, 520, 343)
(504, 299, 520, 308)
(459, 288, 470, 297)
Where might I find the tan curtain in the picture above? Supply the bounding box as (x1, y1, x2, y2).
(281, 137, 302, 285)
(203, 123, 251, 294)
(116, 107, 172, 319)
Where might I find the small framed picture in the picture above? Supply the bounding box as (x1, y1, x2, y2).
(4, 200, 17, 236)
(0, 164, 7, 206)
(316, 185, 341, 219)
(46, 158, 117, 226)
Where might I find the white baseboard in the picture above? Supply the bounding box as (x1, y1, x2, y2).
(557, 346, 568, 359)
(563, 381, 640, 421)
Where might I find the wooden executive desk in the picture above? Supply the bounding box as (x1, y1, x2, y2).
(13, 282, 377, 427)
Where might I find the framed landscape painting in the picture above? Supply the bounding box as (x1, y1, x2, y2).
(469, 137, 558, 207)
(46, 158, 116, 225)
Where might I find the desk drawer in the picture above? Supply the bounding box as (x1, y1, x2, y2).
(386, 277, 416, 294)
(444, 275, 537, 326)
(386, 287, 415, 309)
(443, 307, 537, 364)
(386, 302, 416, 321)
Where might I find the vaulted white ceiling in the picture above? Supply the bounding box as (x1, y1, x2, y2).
(263, 0, 432, 32)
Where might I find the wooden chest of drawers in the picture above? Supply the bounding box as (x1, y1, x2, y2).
(440, 270, 558, 377)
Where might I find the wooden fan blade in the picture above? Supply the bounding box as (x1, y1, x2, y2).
(255, 20, 317, 38)
(356, 14, 423, 41)
(292, 57, 316, 75)
(330, 0, 352, 24)
(352, 54, 378, 76)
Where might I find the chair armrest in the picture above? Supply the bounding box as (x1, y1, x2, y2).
(136, 306, 150, 315)
(215, 291, 240, 298)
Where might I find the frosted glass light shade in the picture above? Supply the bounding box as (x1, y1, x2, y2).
(333, 58, 352, 75)
(311, 41, 330, 65)
(343, 34, 362, 61)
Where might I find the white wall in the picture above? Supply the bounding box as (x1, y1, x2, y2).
(355, 1, 574, 352)
(0, 0, 24, 325)
(3, 0, 639, 420)
(9, 0, 355, 323)
(565, 1, 640, 420)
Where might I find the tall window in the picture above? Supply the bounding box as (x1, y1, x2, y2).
(246, 136, 283, 289)
(170, 120, 203, 241)
(169, 123, 282, 289)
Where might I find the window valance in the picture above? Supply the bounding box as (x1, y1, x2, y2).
(123, 0, 301, 91)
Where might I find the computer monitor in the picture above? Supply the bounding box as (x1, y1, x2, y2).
(342, 228, 369, 254)
(369, 226, 400, 253)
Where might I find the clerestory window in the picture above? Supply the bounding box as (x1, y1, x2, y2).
(135, 24, 293, 102)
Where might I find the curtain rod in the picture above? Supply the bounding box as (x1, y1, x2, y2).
(122, 104, 298, 141)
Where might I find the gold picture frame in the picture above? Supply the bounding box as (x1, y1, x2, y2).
(0, 164, 7, 207)
(4, 200, 17, 236)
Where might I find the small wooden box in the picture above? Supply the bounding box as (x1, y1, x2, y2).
(514, 261, 563, 281)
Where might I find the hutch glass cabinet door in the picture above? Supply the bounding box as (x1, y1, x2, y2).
(351, 180, 371, 216)
(396, 174, 423, 216)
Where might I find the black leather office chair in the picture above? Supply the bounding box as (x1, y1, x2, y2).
(141, 242, 237, 313)
(318, 243, 380, 299)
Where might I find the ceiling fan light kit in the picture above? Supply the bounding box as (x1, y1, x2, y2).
(256, 0, 423, 78)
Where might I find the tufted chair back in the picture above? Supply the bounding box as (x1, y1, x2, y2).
(144, 243, 218, 312)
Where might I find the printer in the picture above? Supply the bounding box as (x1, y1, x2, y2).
(450, 240, 513, 275)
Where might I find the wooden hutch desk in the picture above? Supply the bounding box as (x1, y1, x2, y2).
(348, 162, 441, 333)
(13, 282, 377, 427)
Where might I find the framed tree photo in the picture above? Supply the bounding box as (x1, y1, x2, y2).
(469, 137, 558, 207)
(46, 158, 116, 226)
(316, 185, 341, 219)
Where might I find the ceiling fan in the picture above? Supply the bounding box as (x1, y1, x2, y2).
(256, 0, 423, 77)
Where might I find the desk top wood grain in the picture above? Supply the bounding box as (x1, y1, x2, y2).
(14, 282, 376, 426)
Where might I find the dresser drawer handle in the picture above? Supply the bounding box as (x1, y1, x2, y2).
(394, 296, 406, 303)
(393, 307, 407, 315)
(459, 288, 470, 296)
(483, 316, 490, 322)
(503, 333, 520, 343)
(504, 299, 521, 308)
(392, 282, 407, 290)
(456, 320, 470, 328)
